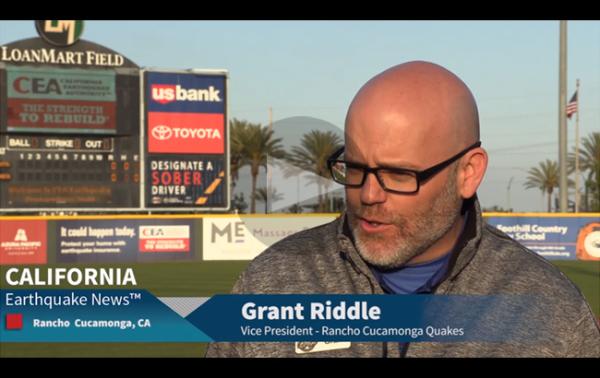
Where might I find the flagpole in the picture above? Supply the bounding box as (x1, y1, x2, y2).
(575, 79, 580, 212)
(558, 21, 568, 212)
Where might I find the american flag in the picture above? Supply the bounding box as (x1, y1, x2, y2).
(566, 91, 578, 119)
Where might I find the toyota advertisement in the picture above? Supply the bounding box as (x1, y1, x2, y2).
(144, 70, 229, 210)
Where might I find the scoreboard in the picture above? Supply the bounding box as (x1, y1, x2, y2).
(0, 134, 140, 209)
(0, 27, 229, 213)
(0, 65, 141, 210)
(0, 66, 229, 213)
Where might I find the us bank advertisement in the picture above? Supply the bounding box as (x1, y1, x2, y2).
(143, 70, 229, 210)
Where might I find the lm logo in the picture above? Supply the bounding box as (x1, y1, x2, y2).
(35, 20, 84, 47)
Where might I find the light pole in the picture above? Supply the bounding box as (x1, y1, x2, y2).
(574, 78, 580, 212)
(558, 20, 568, 212)
(507, 176, 514, 212)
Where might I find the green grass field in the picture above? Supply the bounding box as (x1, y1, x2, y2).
(1, 260, 598, 357)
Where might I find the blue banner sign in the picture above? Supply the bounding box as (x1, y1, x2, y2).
(486, 215, 600, 260)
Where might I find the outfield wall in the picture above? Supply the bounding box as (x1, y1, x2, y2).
(1, 213, 598, 265)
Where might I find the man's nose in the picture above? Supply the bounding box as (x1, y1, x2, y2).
(360, 172, 387, 205)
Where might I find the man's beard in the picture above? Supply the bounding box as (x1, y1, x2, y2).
(347, 166, 463, 270)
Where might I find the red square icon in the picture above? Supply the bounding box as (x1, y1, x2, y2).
(5, 313, 23, 330)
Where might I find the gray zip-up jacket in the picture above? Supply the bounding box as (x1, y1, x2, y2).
(206, 198, 600, 357)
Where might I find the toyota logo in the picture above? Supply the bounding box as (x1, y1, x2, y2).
(151, 125, 172, 140)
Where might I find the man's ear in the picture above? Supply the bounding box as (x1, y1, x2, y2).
(457, 148, 488, 199)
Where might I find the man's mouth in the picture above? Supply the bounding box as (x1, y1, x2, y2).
(357, 216, 392, 233)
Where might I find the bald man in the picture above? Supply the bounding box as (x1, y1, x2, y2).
(206, 62, 600, 358)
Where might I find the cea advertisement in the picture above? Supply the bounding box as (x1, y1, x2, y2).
(6, 66, 116, 134)
(54, 219, 195, 263)
(0, 218, 199, 265)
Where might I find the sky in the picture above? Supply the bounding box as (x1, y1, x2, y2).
(1, 20, 599, 212)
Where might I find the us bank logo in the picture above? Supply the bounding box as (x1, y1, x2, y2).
(35, 20, 84, 47)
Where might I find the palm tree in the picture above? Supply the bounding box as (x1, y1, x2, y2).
(280, 162, 305, 213)
(568, 132, 599, 211)
(583, 178, 599, 212)
(229, 118, 251, 189)
(231, 192, 248, 214)
(287, 204, 303, 213)
(524, 160, 560, 212)
(253, 187, 284, 213)
(243, 124, 286, 213)
(286, 130, 343, 212)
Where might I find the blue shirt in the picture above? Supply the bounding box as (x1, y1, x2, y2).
(370, 250, 453, 294)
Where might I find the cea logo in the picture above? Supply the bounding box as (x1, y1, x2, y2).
(35, 20, 84, 47)
(13, 76, 62, 95)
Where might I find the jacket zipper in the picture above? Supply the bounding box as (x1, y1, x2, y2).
(400, 342, 410, 357)
(340, 250, 387, 357)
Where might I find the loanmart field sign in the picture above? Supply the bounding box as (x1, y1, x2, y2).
(143, 70, 229, 210)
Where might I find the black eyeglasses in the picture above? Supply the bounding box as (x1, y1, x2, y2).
(327, 141, 481, 194)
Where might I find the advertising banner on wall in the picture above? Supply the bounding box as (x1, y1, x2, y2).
(147, 112, 224, 154)
(139, 224, 191, 253)
(55, 219, 195, 263)
(144, 70, 229, 210)
(202, 215, 338, 260)
(6, 66, 116, 134)
(486, 216, 600, 260)
(147, 154, 226, 207)
(0, 220, 47, 265)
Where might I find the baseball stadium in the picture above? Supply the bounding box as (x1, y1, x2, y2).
(0, 20, 598, 358)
